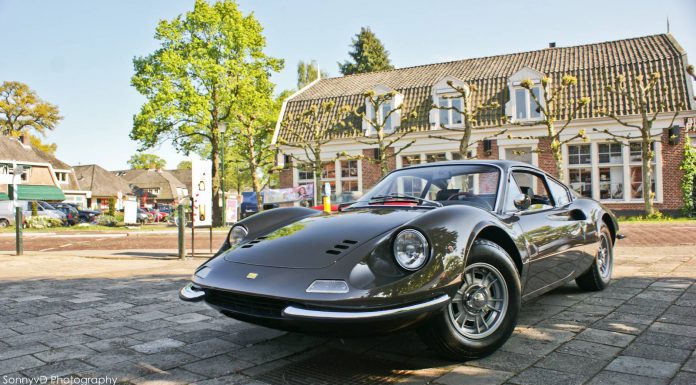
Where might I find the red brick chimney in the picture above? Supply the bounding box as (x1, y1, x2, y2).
(18, 134, 30, 146)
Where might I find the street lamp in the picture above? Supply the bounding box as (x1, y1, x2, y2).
(219, 122, 227, 227)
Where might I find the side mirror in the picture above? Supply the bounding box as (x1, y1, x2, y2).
(513, 193, 531, 211)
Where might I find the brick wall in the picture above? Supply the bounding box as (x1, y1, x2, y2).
(476, 139, 499, 160)
(537, 138, 558, 178)
(362, 148, 396, 190)
(279, 166, 293, 189)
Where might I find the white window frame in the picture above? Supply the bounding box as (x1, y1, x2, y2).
(363, 84, 402, 136)
(562, 140, 662, 204)
(294, 157, 363, 203)
(505, 67, 546, 124)
(430, 76, 467, 129)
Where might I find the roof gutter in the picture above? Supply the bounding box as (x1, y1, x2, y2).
(271, 77, 323, 146)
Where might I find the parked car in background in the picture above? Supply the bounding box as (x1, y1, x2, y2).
(52, 203, 80, 225)
(16, 201, 67, 225)
(144, 207, 168, 222)
(137, 208, 153, 224)
(240, 192, 258, 219)
(0, 201, 19, 228)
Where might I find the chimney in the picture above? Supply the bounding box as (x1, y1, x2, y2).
(18, 134, 30, 146)
(548, 42, 556, 48)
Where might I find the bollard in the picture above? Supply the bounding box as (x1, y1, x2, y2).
(177, 204, 185, 260)
(15, 207, 23, 256)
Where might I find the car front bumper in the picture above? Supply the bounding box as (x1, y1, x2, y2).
(179, 282, 450, 335)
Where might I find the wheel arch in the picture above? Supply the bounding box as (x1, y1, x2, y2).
(470, 225, 524, 277)
(601, 212, 617, 244)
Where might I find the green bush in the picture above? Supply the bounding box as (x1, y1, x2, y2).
(96, 215, 118, 227)
(25, 216, 63, 229)
(108, 198, 116, 217)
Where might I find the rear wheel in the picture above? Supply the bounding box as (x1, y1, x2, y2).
(0, 219, 9, 228)
(576, 225, 613, 291)
(420, 239, 521, 360)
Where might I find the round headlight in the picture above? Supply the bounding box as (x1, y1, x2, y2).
(228, 226, 248, 245)
(393, 229, 429, 271)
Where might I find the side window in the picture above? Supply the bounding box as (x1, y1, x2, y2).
(504, 175, 523, 212)
(547, 178, 571, 206)
(512, 171, 553, 210)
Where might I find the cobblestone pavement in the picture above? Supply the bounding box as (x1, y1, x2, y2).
(0, 246, 694, 385)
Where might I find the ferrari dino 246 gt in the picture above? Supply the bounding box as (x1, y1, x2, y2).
(180, 160, 619, 359)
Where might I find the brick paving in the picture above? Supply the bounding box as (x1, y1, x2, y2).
(0, 245, 694, 384)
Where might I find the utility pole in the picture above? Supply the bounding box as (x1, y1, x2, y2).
(219, 122, 227, 227)
(12, 164, 25, 256)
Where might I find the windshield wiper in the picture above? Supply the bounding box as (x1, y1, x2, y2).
(369, 193, 443, 207)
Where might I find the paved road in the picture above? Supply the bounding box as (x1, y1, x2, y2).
(0, 245, 694, 385)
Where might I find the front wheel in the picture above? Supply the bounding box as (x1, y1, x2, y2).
(420, 239, 521, 360)
(575, 225, 613, 291)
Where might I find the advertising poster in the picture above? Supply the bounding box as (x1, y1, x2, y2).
(262, 183, 314, 204)
(225, 196, 238, 224)
(192, 159, 213, 227)
(123, 199, 138, 225)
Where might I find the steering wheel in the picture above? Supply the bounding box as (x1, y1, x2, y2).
(446, 191, 475, 200)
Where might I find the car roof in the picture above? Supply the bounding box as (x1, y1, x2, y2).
(399, 159, 539, 172)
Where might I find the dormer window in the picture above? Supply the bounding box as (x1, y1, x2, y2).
(430, 76, 467, 129)
(363, 84, 402, 135)
(514, 86, 542, 120)
(505, 67, 545, 123)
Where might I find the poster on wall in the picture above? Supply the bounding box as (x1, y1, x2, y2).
(262, 183, 314, 204)
(123, 198, 138, 225)
(192, 159, 213, 227)
(225, 196, 238, 224)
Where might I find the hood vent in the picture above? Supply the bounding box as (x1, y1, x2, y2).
(325, 239, 358, 255)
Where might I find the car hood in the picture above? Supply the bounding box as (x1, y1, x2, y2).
(223, 208, 427, 268)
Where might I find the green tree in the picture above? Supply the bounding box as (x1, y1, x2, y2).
(513, 75, 590, 180)
(28, 134, 57, 155)
(278, 101, 353, 203)
(0, 81, 62, 137)
(354, 90, 418, 177)
(297, 60, 328, 89)
(598, 72, 681, 215)
(176, 160, 192, 170)
(338, 27, 394, 75)
(128, 153, 166, 170)
(430, 81, 506, 159)
(130, 0, 283, 225)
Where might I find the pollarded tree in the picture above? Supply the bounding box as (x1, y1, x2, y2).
(597, 72, 682, 215)
(338, 27, 394, 75)
(130, 0, 282, 226)
(355, 90, 418, 177)
(277, 101, 353, 203)
(513, 75, 590, 180)
(430, 81, 507, 159)
(0, 81, 62, 137)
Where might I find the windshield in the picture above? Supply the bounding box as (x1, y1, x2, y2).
(355, 164, 501, 211)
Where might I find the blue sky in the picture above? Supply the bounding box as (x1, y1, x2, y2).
(1, 0, 694, 170)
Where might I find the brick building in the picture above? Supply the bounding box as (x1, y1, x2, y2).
(273, 34, 696, 215)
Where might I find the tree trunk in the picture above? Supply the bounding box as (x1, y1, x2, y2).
(551, 138, 565, 181)
(313, 149, 322, 205)
(211, 133, 222, 227)
(461, 123, 472, 159)
(641, 136, 655, 216)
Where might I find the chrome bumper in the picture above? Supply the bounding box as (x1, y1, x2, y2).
(282, 294, 450, 320)
(179, 282, 205, 302)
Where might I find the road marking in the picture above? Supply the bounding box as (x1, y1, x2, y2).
(58, 243, 73, 248)
(39, 247, 57, 252)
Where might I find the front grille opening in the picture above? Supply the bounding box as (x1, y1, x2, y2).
(241, 245, 253, 248)
(205, 289, 288, 318)
(326, 249, 341, 255)
(334, 244, 349, 250)
(343, 240, 358, 244)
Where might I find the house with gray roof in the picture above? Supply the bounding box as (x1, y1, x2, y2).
(274, 34, 696, 214)
(113, 168, 187, 206)
(73, 164, 133, 210)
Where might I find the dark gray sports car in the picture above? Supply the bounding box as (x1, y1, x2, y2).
(180, 160, 619, 359)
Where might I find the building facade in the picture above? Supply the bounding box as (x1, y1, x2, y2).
(274, 34, 696, 215)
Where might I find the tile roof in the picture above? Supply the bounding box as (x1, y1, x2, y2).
(73, 165, 132, 197)
(278, 34, 694, 143)
(112, 169, 186, 201)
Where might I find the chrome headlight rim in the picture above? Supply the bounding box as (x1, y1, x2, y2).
(392, 228, 430, 271)
(228, 225, 248, 246)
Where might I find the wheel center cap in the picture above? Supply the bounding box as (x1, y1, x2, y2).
(468, 291, 487, 310)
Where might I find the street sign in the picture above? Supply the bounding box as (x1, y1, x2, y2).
(191, 159, 212, 227)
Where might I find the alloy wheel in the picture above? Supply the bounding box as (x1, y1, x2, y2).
(597, 234, 612, 279)
(448, 262, 508, 339)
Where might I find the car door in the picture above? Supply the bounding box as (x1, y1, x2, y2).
(508, 168, 586, 297)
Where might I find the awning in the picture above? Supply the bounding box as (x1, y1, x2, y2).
(9, 185, 66, 201)
(0, 192, 9, 200)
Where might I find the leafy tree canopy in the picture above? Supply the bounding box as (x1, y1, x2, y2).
(128, 153, 167, 170)
(338, 27, 394, 75)
(176, 160, 192, 169)
(297, 60, 329, 89)
(0, 81, 62, 137)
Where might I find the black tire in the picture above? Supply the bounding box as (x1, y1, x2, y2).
(420, 239, 521, 360)
(0, 219, 9, 228)
(575, 224, 613, 291)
